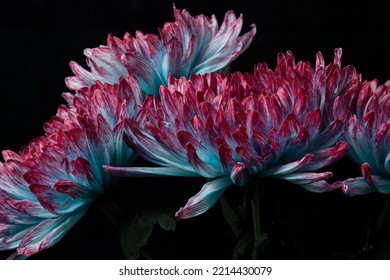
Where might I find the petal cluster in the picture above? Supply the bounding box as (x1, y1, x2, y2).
(0, 76, 141, 257)
(105, 55, 349, 219)
(66, 5, 256, 95)
(322, 51, 390, 195)
(1, 7, 256, 258)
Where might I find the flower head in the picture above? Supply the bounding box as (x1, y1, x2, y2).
(66, 5, 256, 95)
(311, 49, 390, 195)
(336, 79, 390, 195)
(105, 53, 349, 219)
(1, 6, 255, 257)
(0, 75, 141, 258)
(316, 49, 361, 126)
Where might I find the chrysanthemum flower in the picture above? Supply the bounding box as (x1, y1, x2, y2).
(342, 90, 390, 195)
(66, 5, 256, 95)
(105, 57, 349, 219)
(0, 76, 141, 258)
(1, 5, 255, 257)
(332, 77, 389, 194)
(312, 49, 390, 195)
(314, 49, 361, 127)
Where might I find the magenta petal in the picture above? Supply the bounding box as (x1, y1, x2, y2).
(279, 113, 301, 139)
(2, 150, 23, 162)
(53, 179, 97, 201)
(303, 141, 349, 171)
(175, 177, 233, 219)
(217, 144, 234, 174)
(298, 179, 339, 193)
(277, 171, 333, 185)
(71, 157, 93, 184)
(125, 119, 182, 166)
(303, 108, 322, 139)
(66, 61, 94, 90)
(163, 37, 183, 77)
(236, 145, 263, 175)
(1, 195, 52, 219)
(24, 171, 53, 186)
(374, 122, 390, 158)
(361, 111, 376, 137)
(361, 163, 375, 187)
(17, 209, 87, 257)
(230, 162, 250, 186)
(186, 143, 220, 178)
(346, 116, 371, 164)
(342, 177, 375, 196)
(177, 130, 201, 149)
(263, 154, 314, 176)
(28, 184, 59, 215)
(0, 226, 34, 253)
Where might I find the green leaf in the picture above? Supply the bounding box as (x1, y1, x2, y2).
(119, 208, 177, 260)
(232, 230, 254, 259)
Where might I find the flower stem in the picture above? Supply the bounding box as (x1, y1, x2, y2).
(251, 179, 264, 259)
(376, 195, 390, 236)
(101, 200, 123, 230)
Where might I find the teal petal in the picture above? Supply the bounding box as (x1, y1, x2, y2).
(176, 177, 233, 219)
(104, 166, 200, 177)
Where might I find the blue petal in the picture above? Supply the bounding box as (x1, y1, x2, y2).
(17, 208, 88, 257)
(176, 177, 233, 219)
(261, 154, 314, 176)
(104, 166, 200, 177)
(384, 151, 390, 174)
(342, 177, 376, 196)
(373, 175, 390, 194)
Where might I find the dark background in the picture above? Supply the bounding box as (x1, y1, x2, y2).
(0, 0, 390, 259)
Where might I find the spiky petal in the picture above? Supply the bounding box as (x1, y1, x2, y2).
(105, 62, 348, 219)
(314, 49, 390, 195)
(66, 5, 256, 96)
(0, 76, 141, 258)
(339, 80, 390, 195)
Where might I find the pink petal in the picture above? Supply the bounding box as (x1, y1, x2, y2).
(17, 210, 87, 256)
(53, 179, 97, 201)
(263, 154, 314, 176)
(217, 144, 234, 174)
(175, 177, 233, 219)
(361, 163, 375, 187)
(230, 162, 250, 186)
(186, 143, 220, 178)
(342, 177, 375, 196)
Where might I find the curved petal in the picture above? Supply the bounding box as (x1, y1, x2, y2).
(345, 116, 372, 165)
(373, 176, 390, 193)
(52, 179, 97, 202)
(342, 177, 376, 196)
(299, 179, 340, 193)
(277, 171, 333, 185)
(261, 154, 314, 176)
(230, 162, 250, 186)
(0, 225, 35, 252)
(103, 166, 200, 177)
(66, 7, 256, 96)
(175, 177, 233, 219)
(17, 208, 87, 257)
(186, 143, 221, 178)
(384, 151, 390, 174)
(301, 141, 349, 171)
(361, 163, 375, 187)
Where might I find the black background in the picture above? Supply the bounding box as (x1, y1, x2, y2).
(0, 0, 390, 259)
